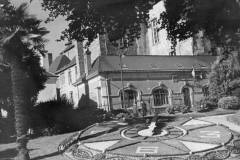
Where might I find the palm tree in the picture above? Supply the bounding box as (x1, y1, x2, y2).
(0, 3, 49, 160)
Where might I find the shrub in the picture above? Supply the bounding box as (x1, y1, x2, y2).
(32, 97, 75, 136)
(193, 101, 206, 113)
(218, 96, 240, 110)
(193, 97, 217, 112)
(0, 117, 16, 143)
(233, 88, 240, 98)
(179, 104, 190, 113)
(74, 106, 110, 126)
(112, 109, 129, 116)
(165, 104, 190, 114)
(165, 105, 175, 114)
(32, 98, 111, 136)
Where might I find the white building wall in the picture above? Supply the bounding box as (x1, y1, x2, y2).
(37, 83, 57, 102)
(148, 1, 193, 55)
(58, 65, 78, 107)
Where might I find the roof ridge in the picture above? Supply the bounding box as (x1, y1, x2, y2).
(99, 55, 217, 57)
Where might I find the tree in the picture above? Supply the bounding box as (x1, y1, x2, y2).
(37, 0, 157, 48)
(0, 2, 49, 159)
(208, 54, 240, 103)
(159, 0, 240, 55)
(38, 0, 240, 54)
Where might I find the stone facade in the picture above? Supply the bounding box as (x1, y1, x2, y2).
(51, 0, 216, 109)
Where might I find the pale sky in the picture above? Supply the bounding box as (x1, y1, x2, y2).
(11, 0, 69, 60)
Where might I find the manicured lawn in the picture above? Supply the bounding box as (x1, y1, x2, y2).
(0, 133, 72, 160)
(0, 108, 238, 160)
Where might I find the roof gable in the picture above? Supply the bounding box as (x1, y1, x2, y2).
(48, 55, 71, 74)
(55, 56, 76, 74)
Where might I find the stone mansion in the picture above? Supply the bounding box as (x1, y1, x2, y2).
(38, 1, 217, 111)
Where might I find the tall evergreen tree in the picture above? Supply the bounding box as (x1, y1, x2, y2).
(0, 1, 49, 159)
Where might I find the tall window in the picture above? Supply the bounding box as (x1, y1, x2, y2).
(60, 73, 65, 86)
(75, 66, 77, 81)
(151, 18, 159, 44)
(121, 89, 137, 108)
(68, 70, 72, 84)
(153, 89, 168, 106)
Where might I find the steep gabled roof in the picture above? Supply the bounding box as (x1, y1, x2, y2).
(55, 56, 76, 74)
(44, 71, 58, 77)
(74, 55, 217, 86)
(48, 55, 71, 74)
(90, 55, 216, 73)
(60, 44, 75, 55)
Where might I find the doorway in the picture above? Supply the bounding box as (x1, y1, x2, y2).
(182, 88, 191, 107)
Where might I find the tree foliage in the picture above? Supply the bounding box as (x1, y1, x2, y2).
(208, 53, 240, 103)
(38, 0, 240, 54)
(159, 0, 240, 54)
(37, 0, 157, 48)
(0, 1, 49, 159)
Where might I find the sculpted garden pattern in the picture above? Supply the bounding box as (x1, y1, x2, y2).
(58, 117, 240, 160)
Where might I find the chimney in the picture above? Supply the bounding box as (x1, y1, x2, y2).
(48, 53, 53, 66)
(99, 34, 107, 55)
(84, 49, 91, 76)
(74, 41, 85, 79)
(136, 23, 148, 55)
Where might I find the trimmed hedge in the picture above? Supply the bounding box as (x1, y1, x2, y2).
(218, 96, 240, 110)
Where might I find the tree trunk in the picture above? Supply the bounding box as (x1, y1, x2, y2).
(10, 57, 30, 160)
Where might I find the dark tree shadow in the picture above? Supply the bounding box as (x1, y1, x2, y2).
(31, 151, 59, 160)
(0, 148, 38, 159)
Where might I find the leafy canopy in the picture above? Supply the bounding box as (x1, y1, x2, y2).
(0, 1, 49, 58)
(208, 53, 240, 102)
(36, 0, 157, 48)
(38, 0, 240, 53)
(160, 0, 240, 54)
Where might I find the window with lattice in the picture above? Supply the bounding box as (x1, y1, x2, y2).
(151, 18, 160, 44)
(153, 89, 169, 106)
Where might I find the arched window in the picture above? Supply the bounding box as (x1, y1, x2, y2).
(202, 86, 209, 97)
(153, 89, 169, 106)
(121, 89, 137, 108)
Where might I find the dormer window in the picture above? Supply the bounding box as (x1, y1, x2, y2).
(121, 64, 128, 69)
(174, 63, 184, 68)
(149, 63, 158, 69)
(198, 63, 207, 68)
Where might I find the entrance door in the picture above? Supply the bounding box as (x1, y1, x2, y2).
(182, 88, 191, 107)
(121, 89, 137, 108)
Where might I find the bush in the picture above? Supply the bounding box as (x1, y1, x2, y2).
(0, 117, 16, 143)
(193, 97, 217, 112)
(165, 104, 190, 114)
(179, 104, 190, 113)
(233, 88, 240, 98)
(165, 105, 174, 114)
(31, 97, 75, 136)
(32, 98, 111, 136)
(218, 96, 240, 110)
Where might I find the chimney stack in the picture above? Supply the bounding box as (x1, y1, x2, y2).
(48, 53, 53, 66)
(74, 41, 85, 79)
(84, 49, 92, 76)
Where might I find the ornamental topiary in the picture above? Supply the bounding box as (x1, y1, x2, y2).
(218, 96, 240, 110)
